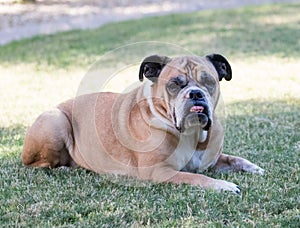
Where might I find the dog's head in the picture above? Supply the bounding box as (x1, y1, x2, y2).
(139, 54, 232, 133)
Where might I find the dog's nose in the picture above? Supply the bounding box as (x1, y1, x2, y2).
(189, 90, 204, 100)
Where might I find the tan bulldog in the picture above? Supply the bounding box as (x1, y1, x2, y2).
(22, 54, 264, 194)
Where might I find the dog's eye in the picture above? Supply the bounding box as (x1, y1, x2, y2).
(200, 72, 216, 94)
(167, 76, 188, 94)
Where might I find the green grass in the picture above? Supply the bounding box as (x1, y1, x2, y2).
(1, 3, 300, 227)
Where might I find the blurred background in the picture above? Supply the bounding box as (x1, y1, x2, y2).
(1, 0, 298, 45)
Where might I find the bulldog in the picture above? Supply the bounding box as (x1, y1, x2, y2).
(22, 54, 264, 194)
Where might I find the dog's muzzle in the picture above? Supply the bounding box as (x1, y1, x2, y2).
(189, 89, 212, 130)
(176, 89, 212, 132)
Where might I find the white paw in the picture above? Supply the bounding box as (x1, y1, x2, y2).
(253, 167, 265, 175)
(213, 179, 241, 195)
(243, 163, 265, 175)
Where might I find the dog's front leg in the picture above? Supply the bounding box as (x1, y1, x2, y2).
(141, 167, 241, 194)
(213, 154, 265, 175)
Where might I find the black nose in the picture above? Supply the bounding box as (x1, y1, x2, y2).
(189, 90, 204, 100)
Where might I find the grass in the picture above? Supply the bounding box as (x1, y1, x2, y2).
(1, 3, 300, 227)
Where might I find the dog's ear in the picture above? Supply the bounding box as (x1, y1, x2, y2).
(139, 55, 171, 82)
(206, 54, 232, 81)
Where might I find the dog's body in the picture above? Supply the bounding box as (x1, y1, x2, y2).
(22, 54, 264, 193)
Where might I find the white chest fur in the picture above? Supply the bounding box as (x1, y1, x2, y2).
(181, 149, 206, 173)
(165, 129, 214, 172)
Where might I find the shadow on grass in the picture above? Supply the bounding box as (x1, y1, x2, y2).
(223, 99, 300, 161)
(0, 3, 299, 68)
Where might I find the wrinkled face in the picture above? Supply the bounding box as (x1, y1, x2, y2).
(162, 57, 219, 132)
(139, 54, 232, 133)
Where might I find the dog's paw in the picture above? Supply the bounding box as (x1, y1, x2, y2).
(252, 167, 265, 175)
(212, 180, 241, 195)
(242, 163, 265, 176)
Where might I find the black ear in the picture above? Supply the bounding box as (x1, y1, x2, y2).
(206, 54, 232, 81)
(139, 55, 170, 82)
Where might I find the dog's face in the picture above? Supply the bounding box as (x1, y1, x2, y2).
(139, 54, 232, 133)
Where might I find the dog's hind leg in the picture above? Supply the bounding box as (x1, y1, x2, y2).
(22, 108, 77, 168)
(212, 154, 264, 175)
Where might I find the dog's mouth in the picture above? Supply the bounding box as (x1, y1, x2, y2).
(190, 101, 209, 117)
(190, 106, 204, 113)
(175, 101, 212, 132)
(191, 101, 211, 130)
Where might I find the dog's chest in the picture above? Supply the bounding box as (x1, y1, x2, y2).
(166, 145, 214, 173)
(165, 129, 216, 173)
(181, 150, 206, 173)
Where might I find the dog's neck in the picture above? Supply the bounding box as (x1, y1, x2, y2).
(142, 81, 177, 132)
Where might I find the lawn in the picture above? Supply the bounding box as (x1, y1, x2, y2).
(1, 3, 300, 227)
